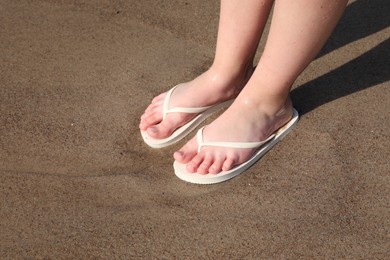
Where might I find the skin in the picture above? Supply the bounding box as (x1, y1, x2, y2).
(139, 0, 273, 138)
(140, 0, 348, 174)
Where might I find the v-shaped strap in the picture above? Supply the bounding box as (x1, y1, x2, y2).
(196, 127, 275, 153)
(163, 85, 213, 120)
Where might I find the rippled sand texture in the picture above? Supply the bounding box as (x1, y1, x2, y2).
(1, 0, 389, 258)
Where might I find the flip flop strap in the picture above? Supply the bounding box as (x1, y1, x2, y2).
(196, 127, 275, 153)
(163, 85, 212, 120)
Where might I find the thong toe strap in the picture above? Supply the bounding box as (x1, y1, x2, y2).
(196, 127, 276, 153)
(163, 85, 212, 120)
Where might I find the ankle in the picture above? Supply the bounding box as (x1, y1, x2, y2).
(275, 96, 293, 120)
(210, 60, 254, 81)
(207, 62, 254, 95)
(238, 92, 293, 118)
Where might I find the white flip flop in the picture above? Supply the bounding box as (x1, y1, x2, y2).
(173, 108, 299, 184)
(141, 85, 234, 148)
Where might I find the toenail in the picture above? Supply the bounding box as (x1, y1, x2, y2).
(149, 127, 158, 133)
(175, 151, 183, 157)
(187, 164, 196, 172)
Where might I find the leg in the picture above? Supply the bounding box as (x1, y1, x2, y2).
(175, 0, 348, 174)
(139, 0, 274, 139)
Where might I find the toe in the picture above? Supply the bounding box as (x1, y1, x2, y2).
(197, 154, 214, 175)
(222, 156, 237, 171)
(140, 94, 165, 129)
(140, 112, 161, 130)
(186, 153, 204, 173)
(208, 155, 225, 174)
(145, 101, 161, 113)
(146, 117, 176, 138)
(173, 138, 198, 163)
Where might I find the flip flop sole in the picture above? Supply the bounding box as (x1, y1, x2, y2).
(173, 108, 299, 184)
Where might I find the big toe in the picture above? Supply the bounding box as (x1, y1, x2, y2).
(146, 118, 177, 139)
(139, 112, 161, 130)
(173, 138, 198, 164)
(146, 125, 170, 139)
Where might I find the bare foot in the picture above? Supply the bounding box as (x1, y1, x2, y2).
(139, 65, 253, 139)
(173, 92, 293, 174)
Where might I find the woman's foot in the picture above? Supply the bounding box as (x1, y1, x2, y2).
(173, 90, 293, 175)
(139, 65, 254, 139)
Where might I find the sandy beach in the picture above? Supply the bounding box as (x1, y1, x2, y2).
(1, 0, 389, 258)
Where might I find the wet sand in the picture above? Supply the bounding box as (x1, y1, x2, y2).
(1, 0, 389, 258)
